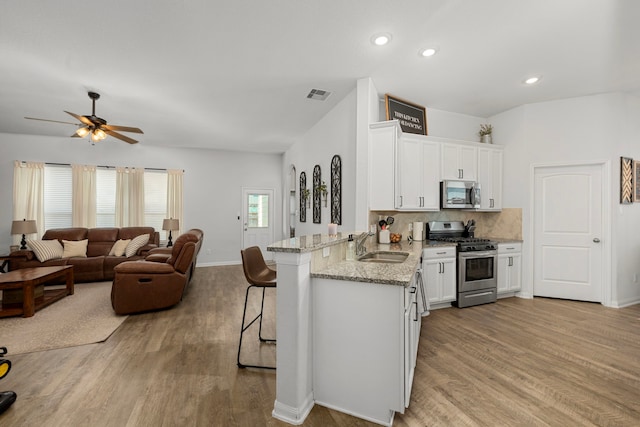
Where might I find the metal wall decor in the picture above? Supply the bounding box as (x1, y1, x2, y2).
(299, 172, 307, 222)
(313, 165, 321, 223)
(331, 155, 342, 225)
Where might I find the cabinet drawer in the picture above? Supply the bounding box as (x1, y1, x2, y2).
(498, 242, 522, 254)
(423, 246, 456, 259)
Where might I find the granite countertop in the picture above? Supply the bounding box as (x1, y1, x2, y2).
(267, 232, 352, 253)
(311, 239, 424, 287)
(488, 238, 524, 244)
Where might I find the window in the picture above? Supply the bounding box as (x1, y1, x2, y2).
(42, 165, 170, 235)
(96, 168, 116, 227)
(247, 194, 269, 228)
(144, 171, 168, 240)
(44, 165, 72, 229)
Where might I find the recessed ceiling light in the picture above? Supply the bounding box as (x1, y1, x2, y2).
(524, 76, 541, 85)
(419, 47, 438, 57)
(371, 33, 392, 46)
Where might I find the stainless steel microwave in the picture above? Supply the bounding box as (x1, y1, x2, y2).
(440, 180, 481, 209)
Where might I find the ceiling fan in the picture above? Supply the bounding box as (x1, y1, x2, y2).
(25, 91, 143, 144)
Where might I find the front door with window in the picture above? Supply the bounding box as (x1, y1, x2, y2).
(242, 188, 274, 261)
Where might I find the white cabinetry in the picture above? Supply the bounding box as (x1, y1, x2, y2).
(312, 270, 422, 425)
(369, 122, 399, 210)
(396, 135, 440, 210)
(423, 246, 457, 305)
(477, 146, 503, 211)
(497, 242, 522, 294)
(441, 142, 477, 181)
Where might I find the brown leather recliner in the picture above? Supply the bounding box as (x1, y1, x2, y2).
(111, 232, 199, 315)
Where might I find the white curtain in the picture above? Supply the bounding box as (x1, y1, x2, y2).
(72, 164, 96, 227)
(167, 169, 184, 235)
(115, 167, 145, 226)
(13, 161, 45, 242)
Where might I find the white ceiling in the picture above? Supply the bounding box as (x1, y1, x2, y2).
(1, 0, 639, 153)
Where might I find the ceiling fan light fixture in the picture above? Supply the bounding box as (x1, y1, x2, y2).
(75, 126, 90, 137)
(91, 128, 106, 141)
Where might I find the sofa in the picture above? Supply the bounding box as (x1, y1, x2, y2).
(8, 227, 159, 283)
(111, 230, 203, 315)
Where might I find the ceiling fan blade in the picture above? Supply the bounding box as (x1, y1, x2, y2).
(25, 117, 79, 126)
(103, 124, 144, 134)
(64, 111, 93, 127)
(104, 129, 138, 144)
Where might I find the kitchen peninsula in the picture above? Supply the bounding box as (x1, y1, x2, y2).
(268, 232, 431, 426)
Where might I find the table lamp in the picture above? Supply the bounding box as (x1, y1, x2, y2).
(162, 218, 179, 247)
(11, 219, 37, 250)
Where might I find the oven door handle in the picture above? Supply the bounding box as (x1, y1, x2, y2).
(459, 250, 496, 258)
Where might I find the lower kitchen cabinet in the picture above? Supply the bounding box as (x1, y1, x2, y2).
(312, 272, 421, 426)
(423, 246, 457, 305)
(497, 242, 522, 294)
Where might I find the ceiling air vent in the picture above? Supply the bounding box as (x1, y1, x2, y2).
(306, 89, 331, 101)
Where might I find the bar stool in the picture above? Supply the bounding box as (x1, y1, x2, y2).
(237, 246, 276, 369)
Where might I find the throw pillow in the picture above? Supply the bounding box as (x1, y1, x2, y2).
(62, 239, 88, 258)
(109, 239, 131, 257)
(125, 234, 150, 258)
(27, 239, 64, 262)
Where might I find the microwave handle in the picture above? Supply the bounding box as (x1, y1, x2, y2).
(472, 184, 480, 206)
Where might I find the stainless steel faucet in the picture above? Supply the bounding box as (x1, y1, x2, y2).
(355, 231, 374, 256)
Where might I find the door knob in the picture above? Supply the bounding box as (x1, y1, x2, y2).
(593, 238, 600, 243)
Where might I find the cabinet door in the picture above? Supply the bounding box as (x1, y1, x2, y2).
(497, 254, 510, 293)
(440, 258, 457, 302)
(421, 141, 441, 210)
(423, 258, 442, 302)
(508, 253, 522, 291)
(477, 147, 503, 211)
(369, 126, 396, 210)
(397, 137, 423, 209)
(441, 143, 477, 181)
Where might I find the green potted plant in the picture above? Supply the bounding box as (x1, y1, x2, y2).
(478, 124, 493, 144)
(315, 181, 328, 206)
(301, 188, 310, 208)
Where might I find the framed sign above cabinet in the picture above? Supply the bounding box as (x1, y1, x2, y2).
(385, 94, 427, 135)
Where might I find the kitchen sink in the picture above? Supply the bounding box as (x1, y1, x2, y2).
(357, 251, 409, 263)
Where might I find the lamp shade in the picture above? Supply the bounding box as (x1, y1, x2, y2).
(11, 219, 37, 235)
(162, 218, 179, 231)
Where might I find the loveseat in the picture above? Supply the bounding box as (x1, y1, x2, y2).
(8, 227, 159, 283)
(111, 230, 203, 315)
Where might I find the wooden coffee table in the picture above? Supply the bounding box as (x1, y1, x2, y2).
(0, 266, 74, 318)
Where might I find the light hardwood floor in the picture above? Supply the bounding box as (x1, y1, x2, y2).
(1, 265, 639, 426)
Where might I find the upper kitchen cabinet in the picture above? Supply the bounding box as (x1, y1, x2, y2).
(441, 142, 477, 181)
(369, 121, 400, 210)
(396, 135, 440, 211)
(477, 146, 503, 211)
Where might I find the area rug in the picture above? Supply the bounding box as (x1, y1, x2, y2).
(0, 281, 128, 355)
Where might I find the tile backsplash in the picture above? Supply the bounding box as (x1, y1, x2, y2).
(369, 208, 522, 240)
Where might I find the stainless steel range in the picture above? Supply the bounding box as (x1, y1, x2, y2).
(426, 221, 498, 308)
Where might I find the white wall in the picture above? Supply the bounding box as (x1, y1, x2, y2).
(0, 133, 282, 266)
(283, 89, 358, 237)
(491, 92, 640, 307)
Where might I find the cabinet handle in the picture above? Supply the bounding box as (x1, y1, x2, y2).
(399, 196, 403, 207)
(509, 256, 513, 267)
(410, 286, 417, 294)
(436, 251, 447, 255)
(490, 198, 494, 208)
(413, 301, 419, 322)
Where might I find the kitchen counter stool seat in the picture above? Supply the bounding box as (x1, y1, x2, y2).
(238, 246, 276, 370)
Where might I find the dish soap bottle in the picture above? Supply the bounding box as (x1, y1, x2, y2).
(346, 234, 355, 260)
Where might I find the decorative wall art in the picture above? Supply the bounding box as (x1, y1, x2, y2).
(384, 94, 427, 135)
(331, 155, 342, 225)
(313, 165, 321, 223)
(620, 156, 634, 204)
(299, 172, 307, 222)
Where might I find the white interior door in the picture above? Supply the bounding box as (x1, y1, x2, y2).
(242, 188, 275, 261)
(533, 164, 603, 301)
